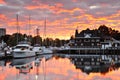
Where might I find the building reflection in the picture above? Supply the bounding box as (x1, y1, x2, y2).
(0, 60, 7, 67)
(68, 55, 120, 75)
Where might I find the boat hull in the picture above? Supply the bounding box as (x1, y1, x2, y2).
(12, 51, 35, 58)
(33, 47, 42, 55)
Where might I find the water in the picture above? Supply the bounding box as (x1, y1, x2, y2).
(0, 54, 120, 80)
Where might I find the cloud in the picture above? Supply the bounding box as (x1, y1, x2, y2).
(0, 0, 5, 4)
(0, 14, 7, 20)
(0, 0, 120, 39)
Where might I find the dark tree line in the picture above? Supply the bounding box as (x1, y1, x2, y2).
(97, 25, 120, 40)
(0, 33, 68, 47)
(1, 25, 120, 47)
(72, 25, 120, 40)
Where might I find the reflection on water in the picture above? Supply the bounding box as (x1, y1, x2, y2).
(69, 55, 120, 75)
(0, 54, 120, 80)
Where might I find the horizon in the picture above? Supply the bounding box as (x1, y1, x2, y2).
(0, 0, 120, 39)
(4, 25, 119, 40)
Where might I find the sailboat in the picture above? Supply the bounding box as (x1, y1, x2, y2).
(42, 18, 53, 54)
(33, 28, 42, 55)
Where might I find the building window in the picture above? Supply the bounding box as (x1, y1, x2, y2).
(96, 39, 100, 42)
(91, 39, 95, 42)
(81, 43, 83, 46)
(76, 40, 79, 42)
(79, 40, 81, 42)
(97, 43, 100, 46)
(84, 39, 90, 42)
(92, 43, 94, 46)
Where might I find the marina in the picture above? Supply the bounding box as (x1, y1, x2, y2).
(1, 0, 120, 79)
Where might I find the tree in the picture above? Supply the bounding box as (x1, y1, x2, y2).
(0, 34, 11, 45)
(32, 35, 42, 46)
(98, 25, 110, 36)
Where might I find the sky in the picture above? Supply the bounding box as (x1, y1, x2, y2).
(0, 0, 120, 39)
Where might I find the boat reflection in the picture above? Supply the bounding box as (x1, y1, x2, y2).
(10, 57, 36, 74)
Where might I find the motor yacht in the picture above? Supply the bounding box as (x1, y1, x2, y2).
(12, 41, 35, 58)
(33, 44, 42, 55)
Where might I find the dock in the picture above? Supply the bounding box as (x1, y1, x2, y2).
(55, 47, 120, 55)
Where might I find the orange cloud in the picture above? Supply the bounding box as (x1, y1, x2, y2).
(25, 3, 49, 10)
(72, 0, 78, 2)
(0, 0, 5, 4)
(0, 14, 7, 20)
(3, 3, 120, 39)
(57, 8, 85, 14)
(25, 6, 40, 10)
(25, 3, 84, 15)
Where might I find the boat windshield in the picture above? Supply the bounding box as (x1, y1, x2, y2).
(15, 46, 29, 49)
(18, 41, 31, 45)
(34, 44, 40, 47)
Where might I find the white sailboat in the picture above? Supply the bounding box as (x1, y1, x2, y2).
(42, 18, 53, 54)
(33, 44, 42, 54)
(33, 28, 42, 55)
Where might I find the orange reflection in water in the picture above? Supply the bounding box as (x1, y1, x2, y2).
(0, 63, 18, 80)
(40, 57, 120, 80)
(0, 57, 120, 80)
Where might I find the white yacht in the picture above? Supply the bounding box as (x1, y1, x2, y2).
(42, 46, 53, 54)
(12, 41, 35, 58)
(33, 44, 42, 55)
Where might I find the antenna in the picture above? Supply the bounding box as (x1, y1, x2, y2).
(36, 27, 39, 36)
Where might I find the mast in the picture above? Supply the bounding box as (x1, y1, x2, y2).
(44, 18, 46, 38)
(36, 27, 40, 44)
(28, 15, 31, 41)
(43, 18, 47, 46)
(16, 14, 20, 44)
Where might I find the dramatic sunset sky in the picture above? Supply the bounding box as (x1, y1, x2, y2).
(0, 0, 120, 39)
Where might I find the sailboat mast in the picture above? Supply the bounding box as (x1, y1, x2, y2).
(44, 18, 47, 46)
(29, 15, 31, 37)
(44, 18, 46, 38)
(16, 14, 19, 44)
(28, 15, 31, 41)
(16, 14, 20, 33)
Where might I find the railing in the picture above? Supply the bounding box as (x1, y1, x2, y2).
(71, 46, 101, 48)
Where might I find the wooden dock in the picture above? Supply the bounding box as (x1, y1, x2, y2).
(55, 47, 120, 55)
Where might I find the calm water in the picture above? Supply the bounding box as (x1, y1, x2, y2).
(0, 54, 120, 80)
